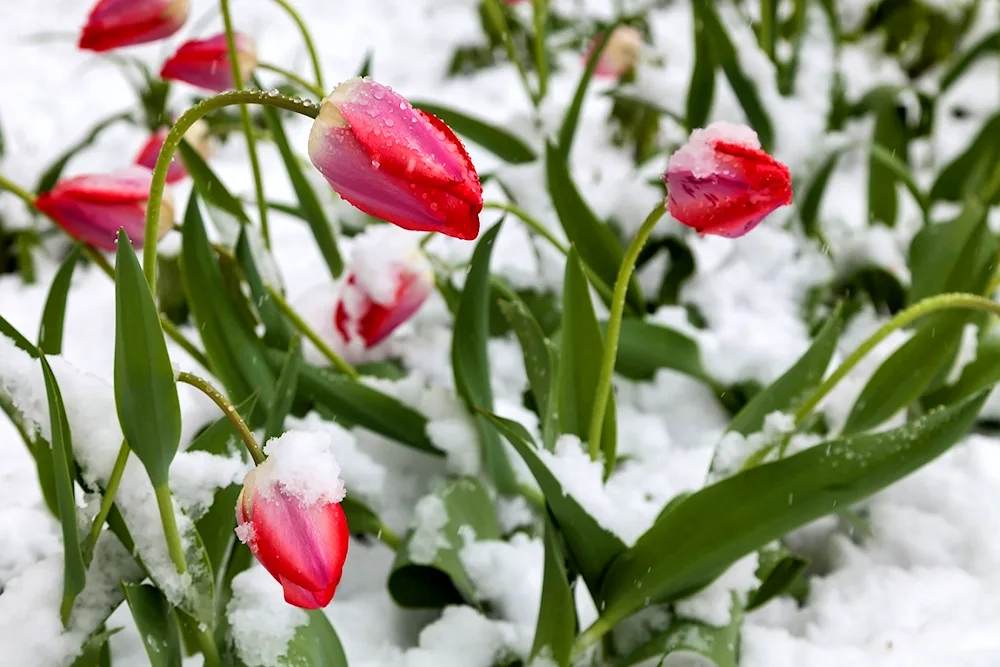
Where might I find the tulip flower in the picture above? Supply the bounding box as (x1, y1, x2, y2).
(34, 168, 174, 252)
(160, 33, 257, 92)
(585, 25, 644, 78)
(235, 436, 349, 610)
(664, 121, 792, 238)
(334, 231, 434, 350)
(134, 119, 212, 183)
(78, 0, 189, 52)
(308, 77, 483, 241)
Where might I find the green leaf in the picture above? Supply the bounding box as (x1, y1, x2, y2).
(187, 392, 260, 456)
(39, 355, 86, 625)
(178, 139, 251, 236)
(38, 246, 82, 355)
(341, 496, 384, 538)
(908, 200, 988, 304)
(235, 229, 291, 349)
(70, 627, 120, 667)
(686, 10, 716, 131)
(559, 248, 617, 474)
(452, 221, 518, 493)
(258, 98, 344, 278)
(530, 518, 576, 667)
(726, 305, 842, 436)
(195, 482, 242, 583)
(178, 524, 216, 628)
(265, 335, 303, 442)
(35, 112, 133, 193)
(181, 192, 276, 411)
(0, 311, 38, 355)
(939, 31, 1000, 93)
(121, 583, 182, 667)
(616, 596, 742, 667)
(278, 354, 441, 455)
(557, 25, 615, 158)
(699, 4, 773, 151)
(865, 87, 908, 226)
(609, 319, 711, 383)
(114, 230, 181, 486)
(389, 477, 501, 608)
(798, 148, 847, 238)
(279, 610, 348, 667)
(870, 144, 927, 214)
(411, 101, 536, 164)
(483, 411, 626, 599)
(925, 322, 1000, 408)
(605, 90, 686, 126)
(545, 142, 644, 314)
(598, 392, 988, 627)
(930, 114, 1000, 205)
(746, 552, 809, 611)
(356, 50, 374, 78)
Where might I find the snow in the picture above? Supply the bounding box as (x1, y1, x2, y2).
(407, 494, 451, 565)
(255, 430, 347, 506)
(348, 225, 428, 307)
(460, 532, 544, 626)
(169, 449, 250, 518)
(228, 565, 310, 667)
(667, 121, 763, 179)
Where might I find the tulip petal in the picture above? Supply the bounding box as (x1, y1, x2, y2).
(279, 576, 338, 609)
(79, 0, 188, 52)
(336, 268, 432, 347)
(160, 33, 255, 92)
(135, 131, 188, 183)
(249, 490, 349, 595)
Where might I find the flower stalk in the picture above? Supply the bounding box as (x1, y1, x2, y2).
(177, 371, 266, 464)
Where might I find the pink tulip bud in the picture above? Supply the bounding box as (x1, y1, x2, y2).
(160, 32, 257, 92)
(235, 433, 349, 610)
(664, 122, 792, 238)
(134, 120, 213, 183)
(79, 0, 189, 53)
(308, 77, 483, 241)
(34, 168, 174, 252)
(334, 229, 434, 350)
(585, 25, 644, 78)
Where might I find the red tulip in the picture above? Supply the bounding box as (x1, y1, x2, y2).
(134, 120, 212, 183)
(334, 245, 433, 350)
(308, 77, 483, 241)
(235, 462, 349, 609)
(79, 0, 189, 52)
(34, 168, 174, 252)
(665, 122, 792, 238)
(160, 32, 257, 92)
(585, 26, 644, 78)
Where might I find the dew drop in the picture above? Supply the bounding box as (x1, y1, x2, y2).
(373, 88, 385, 100)
(371, 160, 381, 169)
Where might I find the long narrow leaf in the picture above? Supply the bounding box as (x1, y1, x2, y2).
(38, 245, 82, 355)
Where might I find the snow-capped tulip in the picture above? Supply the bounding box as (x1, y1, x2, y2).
(34, 168, 174, 252)
(308, 77, 483, 241)
(134, 120, 212, 183)
(235, 451, 349, 609)
(586, 25, 644, 78)
(160, 33, 257, 92)
(665, 121, 792, 238)
(79, 0, 189, 52)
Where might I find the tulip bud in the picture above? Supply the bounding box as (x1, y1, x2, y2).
(235, 431, 349, 610)
(160, 33, 257, 93)
(34, 167, 174, 251)
(664, 122, 792, 238)
(334, 227, 434, 351)
(586, 25, 644, 78)
(134, 120, 213, 184)
(79, 0, 189, 53)
(308, 77, 483, 241)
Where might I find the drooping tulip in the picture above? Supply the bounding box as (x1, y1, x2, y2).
(78, 0, 189, 52)
(585, 25, 644, 78)
(34, 167, 174, 252)
(160, 32, 257, 92)
(235, 432, 349, 610)
(134, 119, 213, 183)
(664, 121, 792, 238)
(334, 227, 434, 350)
(308, 77, 483, 241)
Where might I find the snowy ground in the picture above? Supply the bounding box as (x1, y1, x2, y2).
(2, 0, 1000, 665)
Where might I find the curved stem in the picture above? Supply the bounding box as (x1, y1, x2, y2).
(264, 284, 359, 379)
(143, 90, 319, 291)
(258, 62, 324, 98)
(0, 174, 37, 207)
(220, 0, 271, 250)
(571, 614, 616, 663)
(483, 0, 538, 105)
(154, 484, 188, 575)
(83, 441, 129, 560)
(587, 203, 665, 467)
(269, 0, 325, 92)
(794, 292, 1000, 424)
(377, 524, 401, 551)
(177, 371, 265, 465)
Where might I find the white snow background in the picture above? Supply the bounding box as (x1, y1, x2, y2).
(2, 0, 1000, 665)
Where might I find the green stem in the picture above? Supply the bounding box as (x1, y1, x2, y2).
(482, 200, 616, 303)
(269, 0, 325, 92)
(258, 62, 324, 98)
(794, 292, 1000, 424)
(193, 618, 223, 667)
(587, 203, 666, 465)
(378, 524, 401, 550)
(264, 284, 359, 379)
(533, 0, 549, 101)
(0, 173, 37, 207)
(153, 484, 188, 575)
(177, 371, 266, 464)
(142, 90, 319, 291)
(483, 0, 538, 105)
(571, 614, 616, 663)
(83, 441, 129, 560)
(220, 0, 271, 250)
